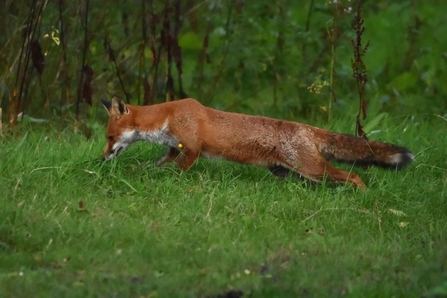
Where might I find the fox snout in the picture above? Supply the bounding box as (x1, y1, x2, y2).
(102, 142, 114, 161)
(102, 136, 132, 161)
(102, 150, 116, 161)
(102, 149, 113, 161)
(102, 146, 120, 161)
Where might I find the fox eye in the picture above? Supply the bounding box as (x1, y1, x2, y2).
(107, 136, 114, 142)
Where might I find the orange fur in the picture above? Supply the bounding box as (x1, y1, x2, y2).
(101, 96, 413, 189)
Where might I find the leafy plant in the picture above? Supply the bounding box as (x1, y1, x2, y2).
(1, 0, 446, 132)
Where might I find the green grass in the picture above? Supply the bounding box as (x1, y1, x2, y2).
(1, 116, 446, 298)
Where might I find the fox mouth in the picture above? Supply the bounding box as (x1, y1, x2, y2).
(103, 147, 124, 161)
(114, 147, 124, 156)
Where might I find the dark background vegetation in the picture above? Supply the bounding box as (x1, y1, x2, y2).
(1, 0, 446, 133)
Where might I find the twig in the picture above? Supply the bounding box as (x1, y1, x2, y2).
(415, 163, 446, 172)
(184, 0, 208, 16)
(206, 189, 216, 218)
(208, 3, 233, 104)
(137, 0, 147, 105)
(105, 40, 129, 103)
(75, 0, 90, 132)
(162, 1, 174, 101)
(351, 0, 370, 139)
(300, 207, 369, 224)
(58, 0, 70, 122)
(301, 0, 314, 61)
(20, 0, 48, 121)
(30, 166, 96, 175)
(374, 200, 382, 234)
(326, 0, 342, 122)
(149, 1, 162, 102)
(173, 0, 184, 99)
(9, 0, 39, 125)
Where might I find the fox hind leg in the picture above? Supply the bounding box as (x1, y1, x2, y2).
(268, 165, 307, 181)
(322, 163, 367, 189)
(268, 165, 292, 178)
(289, 157, 367, 189)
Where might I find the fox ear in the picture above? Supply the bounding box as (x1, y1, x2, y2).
(100, 99, 112, 115)
(111, 96, 129, 116)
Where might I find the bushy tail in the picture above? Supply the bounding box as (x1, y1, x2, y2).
(320, 133, 414, 170)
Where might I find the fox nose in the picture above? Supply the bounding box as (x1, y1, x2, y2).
(102, 151, 111, 161)
(102, 150, 115, 161)
(102, 152, 112, 161)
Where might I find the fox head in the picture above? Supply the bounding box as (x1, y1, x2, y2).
(101, 96, 138, 160)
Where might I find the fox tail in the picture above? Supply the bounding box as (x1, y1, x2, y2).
(320, 133, 414, 170)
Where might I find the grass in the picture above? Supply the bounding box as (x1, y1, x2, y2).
(0, 115, 446, 297)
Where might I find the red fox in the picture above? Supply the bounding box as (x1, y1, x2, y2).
(101, 96, 413, 189)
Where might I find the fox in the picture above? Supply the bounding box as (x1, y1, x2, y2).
(101, 96, 413, 189)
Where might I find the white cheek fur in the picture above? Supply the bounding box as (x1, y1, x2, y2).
(113, 130, 138, 149)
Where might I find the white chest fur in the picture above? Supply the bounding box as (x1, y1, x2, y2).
(135, 121, 179, 147)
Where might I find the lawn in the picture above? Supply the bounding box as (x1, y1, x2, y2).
(0, 115, 446, 297)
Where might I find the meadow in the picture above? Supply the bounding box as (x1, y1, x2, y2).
(0, 114, 446, 297)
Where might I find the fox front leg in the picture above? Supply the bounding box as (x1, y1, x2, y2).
(156, 147, 181, 167)
(175, 148, 200, 171)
